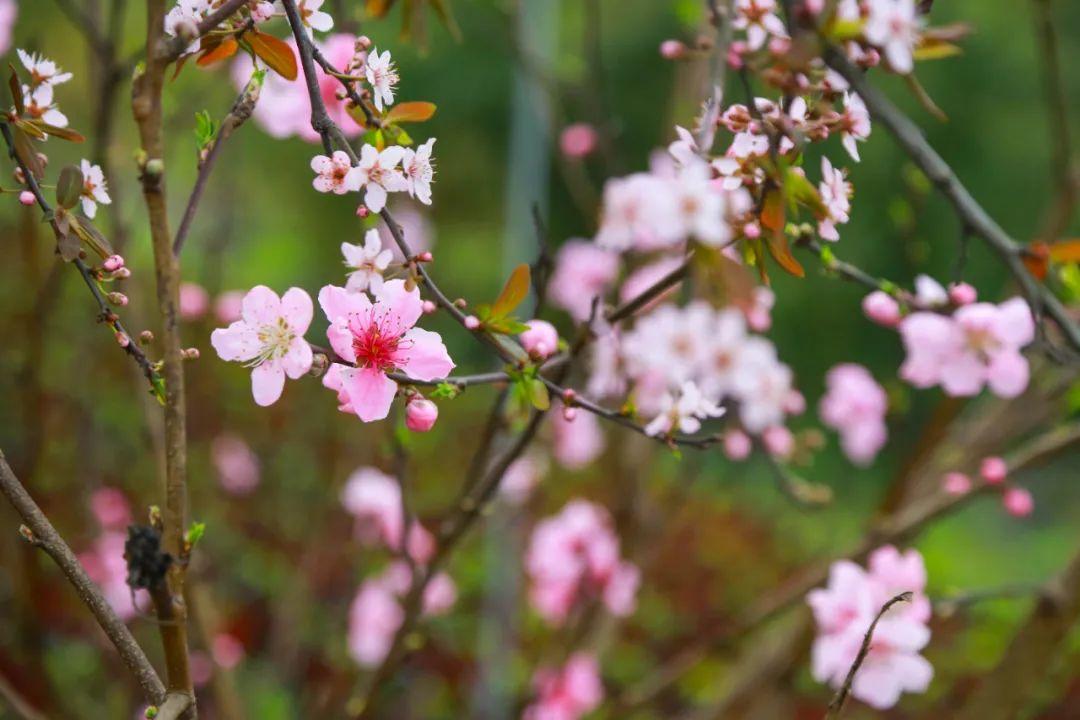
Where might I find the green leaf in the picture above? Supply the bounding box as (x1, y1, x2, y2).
(68, 214, 115, 259)
(431, 381, 461, 399)
(194, 110, 217, 145)
(491, 264, 531, 318)
(55, 165, 83, 210)
(527, 378, 550, 411)
(185, 521, 206, 548)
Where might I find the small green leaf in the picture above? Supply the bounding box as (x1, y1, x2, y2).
(185, 521, 206, 548)
(527, 378, 550, 410)
(431, 381, 461, 399)
(55, 165, 84, 210)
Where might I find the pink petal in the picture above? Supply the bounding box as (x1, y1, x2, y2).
(987, 350, 1029, 397)
(242, 285, 281, 326)
(282, 337, 313, 379)
(994, 297, 1035, 347)
(319, 284, 369, 326)
(251, 360, 286, 406)
(343, 367, 398, 422)
(280, 287, 314, 334)
(210, 323, 261, 362)
(310, 155, 333, 173)
(364, 183, 388, 213)
(939, 352, 986, 396)
(398, 328, 455, 381)
(374, 279, 423, 329)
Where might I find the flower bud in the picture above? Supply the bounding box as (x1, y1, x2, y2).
(464, 315, 480, 330)
(309, 352, 329, 376)
(421, 300, 437, 315)
(405, 397, 438, 432)
(1002, 487, 1033, 517)
(948, 282, 977, 306)
(862, 290, 901, 327)
(979, 456, 1007, 485)
(562, 406, 577, 422)
(357, 35, 373, 50)
(139, 330, 155, 345)
(942, 471, 971, 496)
(520, 319, 559, 360)
(355, 204, 370, 218)
(416, 251, 433, 263)
(723, 429, 752, 461)
(784, 390, 805, 415)
(103, 254, 125, 272)
(762, 426, 794, 458)
(559, 123, 598, 159)
(112, 267, 132, 279)
(115, 332, 130, 348)
(144, 158, 165, 177)
(659, 39, 686, 60)
(107, 291, 129, 307)
(182, 347, 200, 360)
(18, 190, 35, 206)
(743, 222, 761, 239)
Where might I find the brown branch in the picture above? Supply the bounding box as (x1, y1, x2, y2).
(0, 450, 166, 705)
(132, 0, 195, 710)
(823, 48, 1080, 356)
(824, 592, 914, 719)
(158, 0, 250, 62)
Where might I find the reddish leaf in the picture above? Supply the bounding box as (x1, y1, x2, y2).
(197, 36, 239, 67)
(765, 232, 805, 278)
(492, 264, 531, 318)
(171, 54, 191, 81)
(366, 0, 396, 17)
(247, 31, 298, 80)
(8, 65, 24, 116)
(10, 125, 43, 179)
(384, 101, 437, 124)
(760, 188, 785, 233)
(1023, 241, 1050, 280)
(36, 122, 85, 143)
(1049, 239, 1080, 264)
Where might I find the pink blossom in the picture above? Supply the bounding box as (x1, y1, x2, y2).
(745, 285, 775, 332)
(942, 471, 971, 496)
(979, 456, 1008, 485)
(18, 190, 34, 206)
(761, 424, 794, 458)
(211, 286, 314, 406)
(644, 381, 725, 437)
(405, 397, 439, 432)
(318, 280, 454, 422)
(0, 0, 16, 57)
(211, 633, 245, 669)
(364, 48, 398, 111)
(90, 487, 132, 530)
(864, 0, 922, 74)
(79, 159, 111, 219)
(526, 500, 639, 626)
(595, 173, 681, 251)
(899, 298, 1035, 398)
(547, 241, 619, 321)
(862, 290, 901, 327)
(401, 137, 436, 205)
(948, 282, 977, 306)
(521, 319, 560, 359)
(342, 229, 393, 294)
(500, 453, 548, 506)
(839, 92, 871, 162)
(214, 290, 245, 323)
(551, 409, 605, 470)
(560, 123, 598, 158)
(733, 0, 788, 51)
(619, 256, 684, 311)
(819, 363, 888, 466)
(355, 144, 408, 213)
(179, 282, 210, 320)
(340, 467, 404, 548)
(79, 532, 143, 621)
(659, 39, 686, 60)
(817, 156, 852, 242)
(724, 428, 753, 460)
(1003, 487, 1034, 517)
(311, 150, 363, 194)
(211, 434, 261, 495)
(523, 653, 604, 720)
(378, 200, 434, 262)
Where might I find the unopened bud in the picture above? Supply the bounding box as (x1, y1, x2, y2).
(13, 167, 25, 184)
(405, 397, 439, 432)
(115, 332, 130, 348)
(464, 315, 480, 330)
(357, 35, 372, 49)
(174, 18, 199, 43)
(453, 298, 467, 309)
(660, 39, 686, 60)
(182, 347, 200, 360)
(139, 330, 155, 345)
(421, 300, 437, 315)
(107, 291, 129, 307)
(103, 254, 125, 272)
(562, 388, 576, 403)
(948, 282, 977, 306)
(356, 204, 370, 218)
(18, 190, 35, 206)
(562, 406, 577, 422)
(416, 251, 433, 263)
(310, 352, 329, 376)
(144, 158, 165, 177)
(112, 267, 132, 279)
(743, 222, 761, 239)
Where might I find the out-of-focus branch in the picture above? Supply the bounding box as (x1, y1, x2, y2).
(132, 0, 195, 710)
(824, 592, 913, 719)
(609, 421, 1080, 713)
(0, 670, 48, 720)
(174, 74, 262, 255)
(0, 451, 166, 705)
(824, 48, 1080, 356)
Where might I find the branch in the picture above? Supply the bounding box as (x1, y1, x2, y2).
(823, 48, 1080, 356)
(157, 0, 250, 62)
(0, 450, 166, 705)
(824, 592, 913, 719)
(0, 123, 162, 392)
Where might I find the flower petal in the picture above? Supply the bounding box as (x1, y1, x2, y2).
(343, 367, 398, 422)
(398, 327, 455, 381)
(242, 285, 282, 326)
(211, 322, 261, 362)
(374, 279, 423, 329)
(281, 287, 314, 334)
(251, 360, 286, 406)
(282, 337, 314, 379)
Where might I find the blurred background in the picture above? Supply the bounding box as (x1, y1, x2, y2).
(1, 0, 1080, 717)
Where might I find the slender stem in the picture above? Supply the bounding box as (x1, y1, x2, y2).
(0, 451, 166, 705)
(158, 0, 250, 61)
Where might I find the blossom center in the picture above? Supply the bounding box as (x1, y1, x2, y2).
(251, 317, 295, 366)
(352, 311, 410, 371)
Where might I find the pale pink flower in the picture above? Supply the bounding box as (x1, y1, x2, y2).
(79, 159, 111, 219)
(817, 156, 851, 242)
(90, 488, 132, 530)
(730, 338, 794, 432)
(214, 291, 245, 323)
(23, 83, 68, 127)
(899, 298, 1035, 398)
(210, 286, 314, 406)
(311, 150, 363, 194)
(863, 290, 901, 327)
(733, 0, 788, 51)
(670, 160, 731, 246)
(211, 633, 245, 669)
(744, 285, 775, 332)
(551, 404, 605, 470)
(839, 92, 871, 162)
(251, 1, 275, 23)
(864, 0, 921, 74)
(79, 532, 143, 621)
(286, 0, 334, 35)
(164, 1, 209, 53)
(179, 282, 210, 320)
(586, 329, 627, 400)
(400, 137, 436, 205)
(560, 123, 598, 158)
(942, 471, 971, 496)
(819, 363, 888, 466)
(526, 500, 639, 625)
(355, 144, 408, 213)
(547, 240, 619, 321)
(523, 653, 604, 720)
(319, 280, 454, 421)
(724, 428, 753, 460)
(340, 467, 404, 548)
(211, 434, 261, 495)
(364, 48, 398, 111)
(644, 381, 725, 437)
(342, 229, 393, 294)
(761, 424, 794, 458)
(1003, 487, 1034, 517)
(378, 200, 434, 262)
(979, 456, 1007, 485)
(521, 319, 559, 359)
(595, 173, 680, 251)
(17, 49, 73, 88)
(347, 577, 404, 666)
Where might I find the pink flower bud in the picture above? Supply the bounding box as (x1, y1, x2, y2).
(862, 290, 901, 327)
(762, 426, 794, 458)
(723, 429, 752, 460)
(767, 37, 791, 56)
(107, 292, 128, 307)
(660, 39, 686, 60)
(139, 330, 155, 345)
(1002, 487, 1034, 517)
(405, 398, 439, 432)
(727, 41, 747, 70)
(103, 254, 125, 272)
(112, 267, 132, 279)
(18, 190, 35, 206)
(421, 300, 437, 315)
(948, 282, 977, 306)
(464, 315, 480, 330)
(743, 222, 761, 239)
(562, 388, 576, 403)
(356, 205, 370, 218)
(562, 406, 577, 422)
(784, 390, 806, 415)
(559, 123, 598, 159)
(179, 282, 210, 321)
(115, 332, 130, 348)
(357, 35, 373, 49)
(416, 251, 433, 263)
(942, 471, 972, 496)
(520, 319, 559, 360)
(183, 347, 201, 360)
(979, 456, 1008, 485)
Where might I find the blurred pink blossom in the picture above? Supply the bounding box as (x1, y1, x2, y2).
(548, 241, 619, 322)
(211, 633, 245, 669)
(179, 282, 210, 320)
(819, 363, 888, 466)
(79, 532, 142, 621)
(559, 123, 598, 159)
(212, 434, 260, 495)
(942, 471, 971, 496)
(214, 290, 245, 323)
(523, 653, 603, 720)
(500, 454, 548, 506)
(551, 409, 605, 470)
(90, 487, 131, 530)
(1003, 487, 1034, 517)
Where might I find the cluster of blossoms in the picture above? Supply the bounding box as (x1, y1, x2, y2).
(525, 500, 640, 626)
(862, 277, 1036, 399)
(340, 467, 456, 666)
(523, 653, 603, 720)
(942, 456, 1034, 518)
(78, 487, 139, 621)
(818, 363, 888, 465)
(807, 546, 933, 709)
